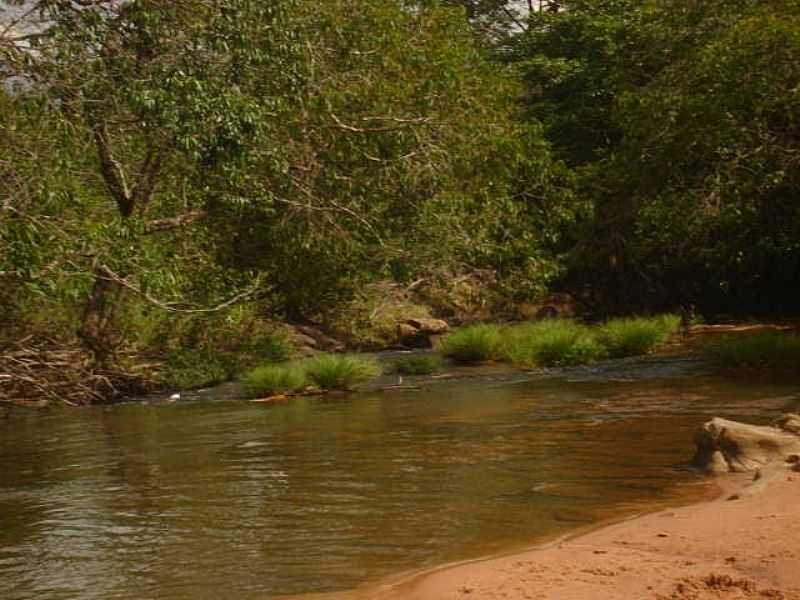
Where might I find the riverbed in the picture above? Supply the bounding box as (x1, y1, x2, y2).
(1, 367, 799, 600)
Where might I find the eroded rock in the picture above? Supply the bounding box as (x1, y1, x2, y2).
(293, 325, 345, 353)
(694, 414, 800, 474)
(397, 318, 449, 348)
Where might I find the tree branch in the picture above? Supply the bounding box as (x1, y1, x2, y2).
(96, 265, 261, 313)
(329, 112, 431, 134)
(145, 210, 207, 234)
(130, 144, 167, 210)
(90, 117, 134, 216)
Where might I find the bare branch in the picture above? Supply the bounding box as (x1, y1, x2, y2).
(502, 6, 528, 32)
(145, 210, 207, 234)
(329, 112, 431, 134)
(96, 265, 261, 314)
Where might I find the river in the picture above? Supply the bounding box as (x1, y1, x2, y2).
(1, 366, 799, 599)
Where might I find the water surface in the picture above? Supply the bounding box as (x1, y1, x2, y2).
(1, 372, 799, 600)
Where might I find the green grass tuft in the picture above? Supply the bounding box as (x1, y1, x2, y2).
(393, 354, 443, 375)
(594, 314, 678, 358)
(501, 320, 606, 367)
(303, 354, 381, 390)
(703, 331, 800, 370)
(439, 324, 503, 364)
(240, 364, 308, 398)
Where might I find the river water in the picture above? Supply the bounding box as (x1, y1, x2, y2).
(2, 369, 799, 600)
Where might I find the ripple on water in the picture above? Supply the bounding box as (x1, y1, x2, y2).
(0, 373, 799, 600)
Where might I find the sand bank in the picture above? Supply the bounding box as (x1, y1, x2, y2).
(307, 471, 799, 600)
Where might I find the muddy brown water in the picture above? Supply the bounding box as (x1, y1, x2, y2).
(1, 366, 799, 600)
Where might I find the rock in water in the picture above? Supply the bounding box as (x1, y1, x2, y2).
(694, 414, 800, 474)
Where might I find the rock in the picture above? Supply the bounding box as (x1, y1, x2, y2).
(405, 318, 449, 334)
(775, 413, 800, 435)
(397, 318, 449, 348)
(293, 325, 345, 353)
(397, 323, 419, 339)
(694, 415, 800, 474)
(518, 293, 577, 320)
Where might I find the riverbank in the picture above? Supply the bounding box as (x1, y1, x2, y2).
(319, 470, 800, 600)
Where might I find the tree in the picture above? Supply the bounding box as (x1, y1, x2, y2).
(569, 0, 800, 313)
(210, 0, 571, 317)
(1, 0, 302, 361)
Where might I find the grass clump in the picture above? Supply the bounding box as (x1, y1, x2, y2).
(594, 314, 678, 358)
(439, 324, 502, 364)
(160, 349, 235, 390)
(303, 354, 381, 390)
(240, 364, 308, 398)
(393, 354, 443, 375)
(703, 331, 800, 370)
(502, 320, 605, 367)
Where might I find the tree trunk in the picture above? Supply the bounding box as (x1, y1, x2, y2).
(77, 266, 125, 365)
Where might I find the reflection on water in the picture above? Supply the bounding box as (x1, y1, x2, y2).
(1, 374, 798, 600)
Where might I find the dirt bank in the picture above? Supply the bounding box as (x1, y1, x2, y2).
(306, 471, 799, 600)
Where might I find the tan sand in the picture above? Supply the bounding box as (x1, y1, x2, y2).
(305, 470, 800, 600)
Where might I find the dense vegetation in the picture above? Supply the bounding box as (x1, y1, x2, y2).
(441, 315, 677, 366)
(703, 332, 800, 371)
(2, 0, 799, 402)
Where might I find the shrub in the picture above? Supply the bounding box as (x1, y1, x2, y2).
(160, 349, 235, 390)
(502, 320, 605, 367)
(594, 315, 677, 358)
(303, 354, 381, 390)
(325, 282, 433, 349)
(439, 324, 503, 363)
(393, 354, 443, 375)
(703, 331, 800, 370)
(240, 332, 293, 364)
(241, 364, 308, 398)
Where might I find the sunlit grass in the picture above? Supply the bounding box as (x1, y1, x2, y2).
(594, 314, 679, 358)
(302, 354, 381, 390)
(501, 320, 606, 367)
(241, 364, 308, 398)
(439, 324, 503, 364)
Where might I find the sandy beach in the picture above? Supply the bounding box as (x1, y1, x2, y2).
(307, 469, 800, 600)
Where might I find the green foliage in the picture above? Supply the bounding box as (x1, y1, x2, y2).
(239, 333, 293, 365)
(501, 320, 605, 367)
(10, 0, 800, 405)
(518, 0, 637, 166)
(240, 364, 308, 398)
(563, 0, 800, 313)
(703, 332, 800, 370)
(302, 354, 381, 390)
(215, 0, 570, 315)
(2, 0, 569, 379)
(160, 350, 236, 391)
(439, 324, 503, 363)
(325, 283, 433, 349)
(594, 315, 678, 359)
(393, 355, 443, 376)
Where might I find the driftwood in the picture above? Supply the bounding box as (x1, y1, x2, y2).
(0, 338, 158, 406)
(694, 414, 800, 474)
